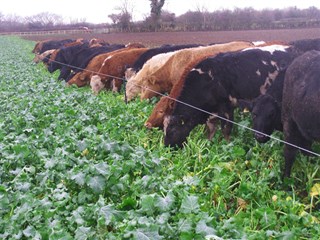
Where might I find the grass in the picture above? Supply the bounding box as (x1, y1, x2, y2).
(0, 36, 319, 239)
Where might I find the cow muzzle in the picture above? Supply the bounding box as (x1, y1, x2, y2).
(254, 132, 270, 143)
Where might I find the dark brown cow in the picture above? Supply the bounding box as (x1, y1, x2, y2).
(32, 39, 51, 54)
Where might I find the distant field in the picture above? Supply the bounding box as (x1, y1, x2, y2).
(22, 28, 320, 47)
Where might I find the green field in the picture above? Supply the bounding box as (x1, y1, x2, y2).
(0, 36, 319, 239)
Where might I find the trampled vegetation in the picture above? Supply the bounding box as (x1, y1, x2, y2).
(0, 36, 320, 239)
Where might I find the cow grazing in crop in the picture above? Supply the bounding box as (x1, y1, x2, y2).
(125, 51, 177, 101)
(144, 41, 261, 130)
(125, 44, 202, 80)
(237, 38, 320, 143)
(90, 75, 106, 95)
(90, 47, 149, 94)
(238, 70, 285, 143)
(126, 41, 253, 101)
(145, 97, 174, 129)
(64, 44, 126, 81)
(67, 43, 145, 88)
(46, 39, 86, 66)
(32, 39, 51, 54)
(34, 39, 74, 54)
(33, 49, 56, 64)
(48, 43, 125, 81)
(281, 50, 320, 178)
(48, 42, 89, 73)
(163, 43, 296, 147)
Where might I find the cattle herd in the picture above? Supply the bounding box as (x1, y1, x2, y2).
(32, 37, 320, 181)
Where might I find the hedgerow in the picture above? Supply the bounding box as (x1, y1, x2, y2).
(0, 36, 319, 239)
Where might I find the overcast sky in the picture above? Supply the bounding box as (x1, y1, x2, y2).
(1, 0, 320, 24)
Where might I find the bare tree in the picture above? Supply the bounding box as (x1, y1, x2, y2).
(194, 2, 210, 30)
(109, 0, 133, 32)
(159, 10, 175, 30)
(25, 12, 63, 29)
(108, 14, 119, 25)
(149, 0, 165, 31)
(0, 14, 26, 32)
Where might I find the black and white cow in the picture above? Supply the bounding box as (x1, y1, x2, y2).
(238, 38, 320, 143)
(238, 70, 285, 143)
(281, 50, 320, 178)
(163, 44, 297, 147)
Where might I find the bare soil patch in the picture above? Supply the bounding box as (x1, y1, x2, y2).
(22, 28, 320, 47)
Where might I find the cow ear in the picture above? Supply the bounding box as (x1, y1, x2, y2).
(148, 76, 157, 85)
(238, 99, 253, 113)
(168, 99, 175, 109)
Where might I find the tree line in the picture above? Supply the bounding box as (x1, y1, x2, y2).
(1, 1, 320, 33)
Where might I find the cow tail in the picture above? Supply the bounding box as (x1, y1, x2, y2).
(124, 72, 128, 105)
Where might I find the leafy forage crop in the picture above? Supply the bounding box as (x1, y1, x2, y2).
(0, 36, 319, 239)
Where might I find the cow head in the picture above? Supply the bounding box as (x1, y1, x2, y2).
(125, 78, 141, 101)
(145, 97, 174, 129)
(112, 79, 122, 92)
(124, 68, 137, 82)
(238, 94, 282, 143)
(32, 42, 41, 54)
(68, 72, 89, 87)
(48, 49, 64, 73)
(163, 115, 200, 148)
(140, 78, 164, 99)
(163, 67, 229, 147)
(90, 75, 105, 95)
(33, 54, 41, 63)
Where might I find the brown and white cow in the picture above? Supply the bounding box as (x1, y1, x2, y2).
(90, 47, 149, 94)
(67, 43, 146, 88)
(125, 41, 254, 101)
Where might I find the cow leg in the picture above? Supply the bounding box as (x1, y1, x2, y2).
(221, 109, 234, 142)
(112, 79, 122, 93)
(283, 143, 297, 179)
(206, 109, 233, 142)
(283, 119, 306, 179)
(59, 67, 71, 81)
(103, 79, 112, 91)
(299, 141, 313, 156)
(206, 115, 218, 140)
